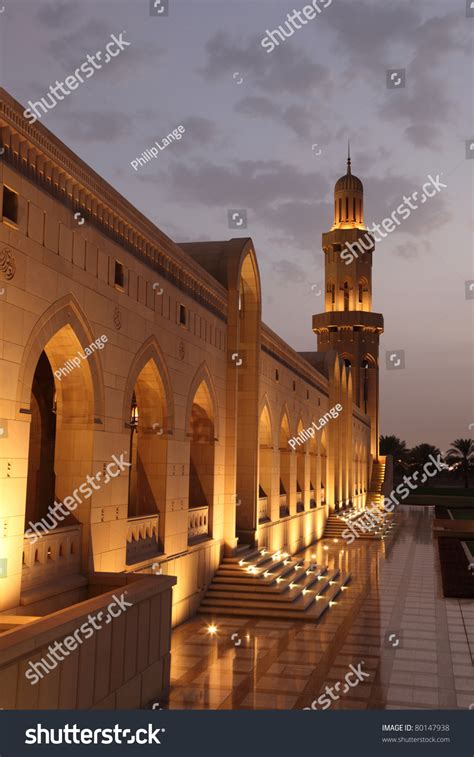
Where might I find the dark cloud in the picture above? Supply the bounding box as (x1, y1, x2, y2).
(54, 111, 134, 142)
(199, 31, 331, 95)
(36, 0, 81, 28)
(272, 259, 308, 284)
(158, 158, 328, 211)
(391, 240, 431, 260)
(46, 20, 160, 74)
(235, 96, 315, 138)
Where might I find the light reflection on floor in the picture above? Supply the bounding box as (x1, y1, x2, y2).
(168, 507, 474, 710)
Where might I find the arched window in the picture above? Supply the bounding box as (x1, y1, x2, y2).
(345, 197, 349, 220)
(343, 281, 350, 311)
(353, 197, 356, 221)
(339, 198, 342, 222)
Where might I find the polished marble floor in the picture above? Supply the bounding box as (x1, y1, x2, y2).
(168, 507, 474, 710)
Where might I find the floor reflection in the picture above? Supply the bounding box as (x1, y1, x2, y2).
(168, 507, 474, 710)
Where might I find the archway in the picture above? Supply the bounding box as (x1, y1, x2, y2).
(278, 411, 291, 517)
(320, 428, 328, 505)
(22, 317, 98, 586)
(126, 358, 168, 520)
(296, 419, 306, 512)
(188, 379, 215, 543)
(258, 403, 273, 523)
(235, 251, 261, 540)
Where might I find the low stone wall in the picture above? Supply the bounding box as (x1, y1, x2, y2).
(0, 572, 176, 709)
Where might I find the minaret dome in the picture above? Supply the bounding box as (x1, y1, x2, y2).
(332, 144, 365, 229)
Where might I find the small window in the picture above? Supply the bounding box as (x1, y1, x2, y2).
(292, 380, 296, 392)
(114, 261, 124, 288)
(2, 186, 18, 223)
(275, 369, 279, 382)
(306, 390, 309, 400)
(179, 304, 187, 326)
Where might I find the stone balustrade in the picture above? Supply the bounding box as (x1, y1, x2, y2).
(22, 524, 82, 590)
(126, 514, 159, 565)
(188, 506, 209, 540)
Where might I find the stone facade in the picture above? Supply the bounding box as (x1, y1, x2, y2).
(0, 89, 380, 630)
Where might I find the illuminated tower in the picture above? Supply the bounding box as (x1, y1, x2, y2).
(313, 148, 384, 459)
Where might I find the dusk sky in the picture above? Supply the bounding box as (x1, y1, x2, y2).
(1, 0, 472, 451)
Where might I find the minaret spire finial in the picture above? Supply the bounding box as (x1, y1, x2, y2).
(347, 140, 351, 175)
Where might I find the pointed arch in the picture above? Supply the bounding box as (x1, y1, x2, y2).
(258, 397, 274, 448)
(278, 404, 292, 447)
(122, 336, 174, 431)
(16, 293, 105, 422)
(185, 362, 220, 440)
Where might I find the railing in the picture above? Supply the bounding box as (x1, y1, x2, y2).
(258, 497, 269, 522)
(126, 514, 159, 564)
(309, 489, 316, 509)
(188, 506, 209, 540)
(22, 524, 82, 590)
(279, 494, 289, 518)
(296, 498, 304, 513)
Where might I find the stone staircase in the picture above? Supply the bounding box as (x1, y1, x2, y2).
(336, 507, 396, 540)
(367, 459, 386, 509)
(198, 547, 351, 620)
(323, 512, 352, 538)
(323, 458, 396, 541)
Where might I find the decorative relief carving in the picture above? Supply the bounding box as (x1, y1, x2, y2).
(113, 307, 122, 330)
(0, 248, 16, 280)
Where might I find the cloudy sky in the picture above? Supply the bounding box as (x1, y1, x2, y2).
(1, 0, 472, 450)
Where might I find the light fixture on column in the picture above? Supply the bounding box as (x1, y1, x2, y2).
(130, 393, 139, 428)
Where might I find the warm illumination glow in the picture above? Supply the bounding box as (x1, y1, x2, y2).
(323, 545, 329, 551)
(263, 571, 272, 578)
(333, 538, 339, 543)
(289, 582, 296, 589)
(283, 559, 290, 565)
(276, 577, 283, 583)
(239, 560, 246, 566)
(294, 565, 302, 571)
(311, 554, 317, 559)
(207, 623, 218, 635)
(260, 549, 268, 556)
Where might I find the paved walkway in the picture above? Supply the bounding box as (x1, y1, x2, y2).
(168, 507, 474, 709)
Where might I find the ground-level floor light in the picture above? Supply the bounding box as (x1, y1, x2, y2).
(207, 623, 218, 635)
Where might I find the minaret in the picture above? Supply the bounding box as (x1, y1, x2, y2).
(313, 149, 384, 460)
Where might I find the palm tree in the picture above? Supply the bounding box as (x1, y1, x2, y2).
(445, 439, 474, 488)
(408, 444, 442, 485)
(380, 435, 409, 472)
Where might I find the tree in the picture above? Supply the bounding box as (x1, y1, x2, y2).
(408, 444, 442, 485)
(380, 435, 408, 472)
(445, 438, 474, 489)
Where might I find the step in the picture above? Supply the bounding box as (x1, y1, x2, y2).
(206, 565, 331, 601)
(213, 559, 300, 586)
(200, 570, 342, 613)
(199, 573, 351, 620)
